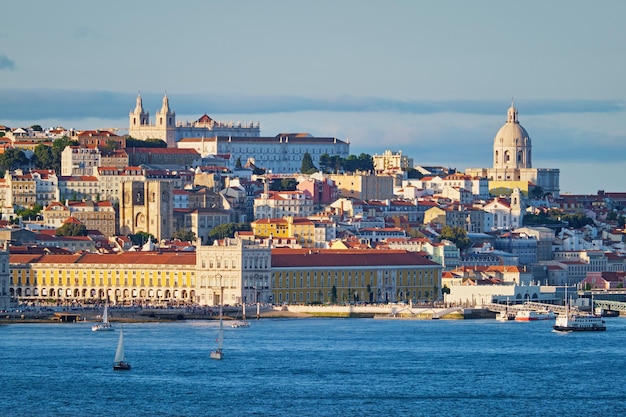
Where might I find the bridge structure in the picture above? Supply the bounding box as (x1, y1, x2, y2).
(482, 302, 570, 315)
(594, 300, 626, 313)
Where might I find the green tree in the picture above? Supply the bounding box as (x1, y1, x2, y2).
(51, 136, 79, 173)
(102, 139, 119, 153)
(529, 186, 547, 199)
(172, 229, 196, 242)
(16, 204, 43, 220)
(252, 166, 266, 176)
(30, 124, 43, 132)
(440, 225, 471, 251)
(32, 143, 54, 169)
(406, 168, 423, 179)
(319, 153, 332, 173)
(300, 152, 318, 174)
(340, 153, 374, 173)
(207, 222, 251, 244)
(55, 223, 88, 236)
(128, 232, 155, 246)
(561, 212, 594, 228)
(125, 137, 167, 148)
(280, 178, 297, 191)
(0, 148, 28, 172)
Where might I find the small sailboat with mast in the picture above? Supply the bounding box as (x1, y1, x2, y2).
(113, 326, 131, 370)
(92, 301, 114, 332)
(232, 303, 250, 328)
(210, 277, 224, 360)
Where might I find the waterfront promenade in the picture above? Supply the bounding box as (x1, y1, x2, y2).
(0, 303, 480, 323)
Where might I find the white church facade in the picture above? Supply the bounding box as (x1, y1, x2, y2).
(128, 94, 260, 147)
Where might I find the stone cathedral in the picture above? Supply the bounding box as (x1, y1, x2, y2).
(466, 103, 560, 196)
(129, 93, 260, 147)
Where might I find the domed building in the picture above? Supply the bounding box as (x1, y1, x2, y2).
(466, 103, 559, 197)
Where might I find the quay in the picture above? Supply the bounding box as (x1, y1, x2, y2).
(1, 303, 492, 323)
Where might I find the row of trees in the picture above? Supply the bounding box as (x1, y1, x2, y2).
(7, 136, 167, 176)
(125, 222, 251, 247)
(301, 152, 375, 175)
(31, 137, 78, 172)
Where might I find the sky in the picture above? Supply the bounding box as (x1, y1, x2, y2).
(1, 0, 625, 195)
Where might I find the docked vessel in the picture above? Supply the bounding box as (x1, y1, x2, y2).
(496, 309, 515, 321)
(514, 309, 556, 321)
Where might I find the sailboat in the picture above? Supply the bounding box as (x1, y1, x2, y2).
(92, 302, 114, 331)
(232, 303, 250, 328)
(210, 303, 224, 360)
(113, 326, 131, 370)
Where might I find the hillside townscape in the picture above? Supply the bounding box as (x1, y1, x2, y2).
(0, 96, 625, 314)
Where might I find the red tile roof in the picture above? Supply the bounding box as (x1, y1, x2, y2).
(271, 249, 439, 267)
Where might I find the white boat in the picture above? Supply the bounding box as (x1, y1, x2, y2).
(210, 303, 224, 360)
(232, 303, 250, 328)
(554, 289, 606, 332)
(496, 310, 515, 321)
(92, 303, 114, 331)
(514, 309, 556, 321)
(553, 312, 606, 332)
(113, 326, 131, 370)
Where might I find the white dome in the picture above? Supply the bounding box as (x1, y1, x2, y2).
(493, 103, 531, 148)
(492, 103, 532, 169)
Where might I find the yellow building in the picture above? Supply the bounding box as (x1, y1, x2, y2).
(5, 170, 36, 209)
(488, 180, 531, 197)
(10, 252, 197, 305)
(328, 172, 395, 200)
(251, 216, 315, 248)
(271, 248, 442, 305)
(423, 206, 446, 226)
(9, 236, 272, 307)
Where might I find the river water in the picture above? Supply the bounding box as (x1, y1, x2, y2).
(1, 317, 625, 416)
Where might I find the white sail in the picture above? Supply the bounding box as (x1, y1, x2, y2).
(114, 327, 125, 363)
(210, 303, 224, 359)
(102, 304, 109, 324)
(92, 302, 114, 331)
(217, 306, 224, 350)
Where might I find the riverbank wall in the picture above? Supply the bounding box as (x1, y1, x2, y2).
(0, 304, 495, 323)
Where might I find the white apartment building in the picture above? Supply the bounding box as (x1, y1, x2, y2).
(31, 170, 58, 208)
(58, 175, 99, 202)
(95, 166, 145, 202)
(61, 146, 100, 176)
(179, 133, 350, 174)
(253, 190, 314, 220)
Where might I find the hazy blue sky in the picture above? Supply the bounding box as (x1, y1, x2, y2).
(2, 0, 625, 194)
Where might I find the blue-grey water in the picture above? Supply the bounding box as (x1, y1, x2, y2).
(1, 317, 625, 417)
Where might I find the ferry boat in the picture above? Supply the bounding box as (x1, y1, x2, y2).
(514, 309, 556, 321)
(553, 312, 606, 332)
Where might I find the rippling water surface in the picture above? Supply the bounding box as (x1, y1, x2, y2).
(1, 317, 625, 416)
